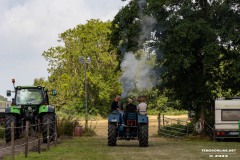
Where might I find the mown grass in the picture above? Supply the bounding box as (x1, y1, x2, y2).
(4, 136, 240, 160)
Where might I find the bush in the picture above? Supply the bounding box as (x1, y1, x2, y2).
(57, 113, 81, 137)
(82, 119, 97, 137)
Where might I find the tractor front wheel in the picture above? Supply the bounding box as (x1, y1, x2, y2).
(138, 124, 148, 147)
(108, 123, 117, 146)
(42, 113, 56, 143)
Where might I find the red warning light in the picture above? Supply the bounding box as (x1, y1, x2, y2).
(12, 79, 15, 84)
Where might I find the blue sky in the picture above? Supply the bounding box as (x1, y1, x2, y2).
(0, 0, 129, 98)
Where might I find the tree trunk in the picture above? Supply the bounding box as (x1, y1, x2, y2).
(199, 105, 205, 121)
(199, 104, 205, 132)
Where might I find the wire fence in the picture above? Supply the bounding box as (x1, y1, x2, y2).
(157, 114, 189, 139)
(0, 119, 58, 160)
(157, 114, 216, 140)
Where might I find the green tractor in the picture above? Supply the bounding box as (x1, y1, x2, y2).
(5, 79, 57, 143)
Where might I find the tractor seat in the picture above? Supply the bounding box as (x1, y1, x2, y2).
(126, 112, 137, 126)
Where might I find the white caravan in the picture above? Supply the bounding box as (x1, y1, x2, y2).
(214, 99, 240, 140)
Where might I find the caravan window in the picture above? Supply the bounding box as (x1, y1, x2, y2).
(222, 109, 240, 121)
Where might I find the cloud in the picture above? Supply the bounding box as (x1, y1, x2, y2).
(0, 0, 126, 98)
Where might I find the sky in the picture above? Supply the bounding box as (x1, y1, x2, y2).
(0, 0, 129, 99)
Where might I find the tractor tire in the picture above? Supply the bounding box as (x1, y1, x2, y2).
(139, 124, 148, 147)
(42, 113, 56, 143)
(5, 114, 18, 143)
(108, 123, 117, 146)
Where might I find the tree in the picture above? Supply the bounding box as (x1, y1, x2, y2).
(41, 19, 122, 116)
(148, 0, 240, 122)
(111, 0, 240, 124)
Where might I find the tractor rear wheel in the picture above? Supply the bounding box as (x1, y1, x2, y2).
(42, 113, 56, 143)
(5, 114, 18, 143)
(108, 123, 117, 146)
(139, 124, 148, 147)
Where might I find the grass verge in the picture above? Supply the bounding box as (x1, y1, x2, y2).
(4, 136, 240, 160)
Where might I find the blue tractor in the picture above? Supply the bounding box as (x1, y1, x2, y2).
(108, 111, 148, 147)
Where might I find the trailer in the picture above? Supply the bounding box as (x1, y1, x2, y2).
(214, 99, 240, 140)
(0, 101, 9, 125)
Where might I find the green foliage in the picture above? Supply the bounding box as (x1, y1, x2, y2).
(83, 122, 97, 137)
(37, 20, 122, 115)
(33, 0, 240, 123)
(112, 0, 240, 123)
(57, 112, 81, 136)
(149, 0, 240, 114)
(110, 0, 141, 53)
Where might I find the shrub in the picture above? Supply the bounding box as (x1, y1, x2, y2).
(82, 119, 97, 137)
(57, 113, 81, 137)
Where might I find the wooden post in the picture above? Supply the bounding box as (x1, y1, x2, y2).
(47, 118, 50, 150)
(3, 125, 6, 142)
(158, 113, 160, 134)
(25, 121, 29, 158)
(11, 122, 14, 160)
(38, 119, 41, 154)
(163, 115, 165, 127)
(54, 117, 57, 147)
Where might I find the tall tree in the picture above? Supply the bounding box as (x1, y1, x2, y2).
(150, 0, 240, 122)
(41, 19, 122, 115)
(111, 0, 240, 124)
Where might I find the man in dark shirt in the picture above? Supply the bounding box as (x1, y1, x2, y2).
(125, 98, 137, 134)
(111, 95, 121, 112)
(125, 98, 136, 112)
(111, 95, 125, 123)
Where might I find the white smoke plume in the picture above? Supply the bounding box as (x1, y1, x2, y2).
(119, 0, 159, 98)
(119, 52, 157, 98)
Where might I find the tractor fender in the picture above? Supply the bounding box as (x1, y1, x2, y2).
(5, 106, 20, 114)
(39, 105, 55, 114)
(138, 114, 148, 124)
(108, 112, 120, 123)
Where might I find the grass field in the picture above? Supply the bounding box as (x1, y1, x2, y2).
(4, 136, 240, 160)
(3, 115, 240, 160)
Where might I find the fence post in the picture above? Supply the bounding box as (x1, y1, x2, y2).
(47, 118, 50, 150)
(38, 119, 41, 154)
(163, 115, 165, 127)
(11, 122, 14, 160)
(54, 117, 57, 147)
(3, 125, 5, 142)
(25, 121, 29, 158)
(158, 113, 160, 134)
